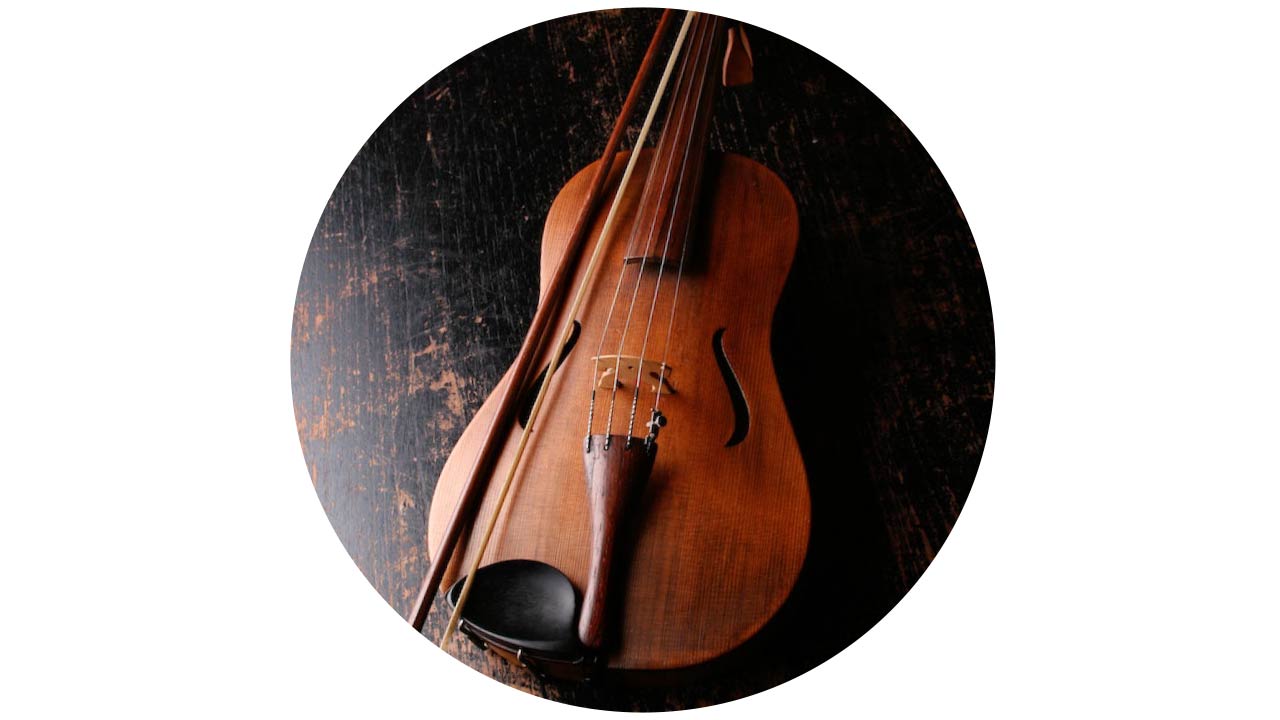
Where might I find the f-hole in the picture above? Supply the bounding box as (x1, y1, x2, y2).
(518, 321, 581, 428)
(712, 328, 750, 447)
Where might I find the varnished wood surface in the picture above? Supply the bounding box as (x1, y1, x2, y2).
(579, 433, 656, 654)
(292, 8, 994, 711)
(427, 150, 810, 671)
(624, 13, 722, 268)
(407, 11, 678, 632)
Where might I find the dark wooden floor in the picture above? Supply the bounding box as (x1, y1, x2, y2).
(291, 8, 993, 711)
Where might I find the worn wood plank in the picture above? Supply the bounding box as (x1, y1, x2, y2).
(291, 8, 994, 710)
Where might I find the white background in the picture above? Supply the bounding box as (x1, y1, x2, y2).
(2, 1, 1277, 717)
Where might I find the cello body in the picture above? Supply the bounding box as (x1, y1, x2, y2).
(427, 148, 810, 674)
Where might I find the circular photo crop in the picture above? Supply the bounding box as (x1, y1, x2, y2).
(291, 7, 993, 711)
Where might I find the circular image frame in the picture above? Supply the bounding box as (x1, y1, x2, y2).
(291, 7, 994, 710)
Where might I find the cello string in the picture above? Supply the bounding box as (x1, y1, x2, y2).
(585, 116, 674, 437)
(601, 13, 708, 441)
(628, 15, 719, 438)
(603, 13, 711, 443)
(587, 12, 704, 438)
(440, 10, 697, 648)
(625, 17, 716, 437)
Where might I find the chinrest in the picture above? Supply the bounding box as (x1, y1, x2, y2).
(445, 559, 583, 660)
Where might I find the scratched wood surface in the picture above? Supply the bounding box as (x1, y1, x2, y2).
(291, 8, 994, 711)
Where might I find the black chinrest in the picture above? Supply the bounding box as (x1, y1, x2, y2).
(446, 559, 583, 660)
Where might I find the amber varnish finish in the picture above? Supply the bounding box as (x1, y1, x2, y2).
(427, 149, 810, 672)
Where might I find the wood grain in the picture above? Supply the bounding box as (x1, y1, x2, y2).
(427, 149, 810, 673)
(291, 8, 994, 710)
(407, 8, 677, 633)
(625, 13, 721, 269)
(579, 432, 656, 653)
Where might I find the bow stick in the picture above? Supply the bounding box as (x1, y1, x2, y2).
(440, 11, 698, 647)
(406, 9, 680, 635)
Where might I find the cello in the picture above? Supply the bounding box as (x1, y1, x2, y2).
(408, 10, 810, 682)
